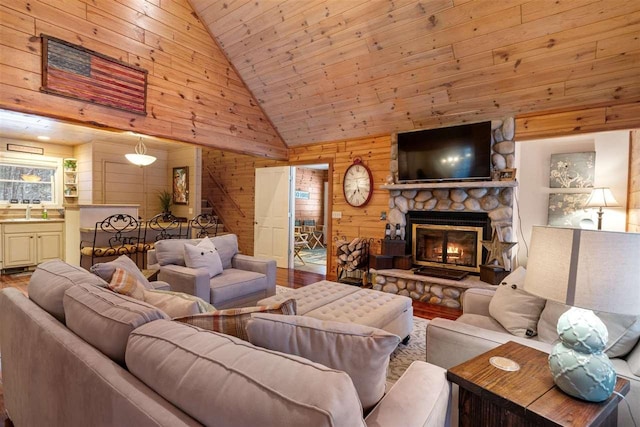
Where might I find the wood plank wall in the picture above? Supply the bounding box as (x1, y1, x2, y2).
(203, 135, 391, 280)
(203, 104, 639, 280)
(0, 0, 287, 159)
(294, 167, 327, 227)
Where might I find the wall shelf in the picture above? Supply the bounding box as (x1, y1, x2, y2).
(63, 158, 78, 198)
(380, 181, 518, 190)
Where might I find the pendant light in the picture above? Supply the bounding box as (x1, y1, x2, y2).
(125, 137, 156, 166)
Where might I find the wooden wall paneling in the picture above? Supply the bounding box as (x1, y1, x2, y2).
(0, 0, 287, 159)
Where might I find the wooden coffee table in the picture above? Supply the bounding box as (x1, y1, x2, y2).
(446, 341, 630, 427)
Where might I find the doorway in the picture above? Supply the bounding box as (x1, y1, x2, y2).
(292, 164, 329, 274)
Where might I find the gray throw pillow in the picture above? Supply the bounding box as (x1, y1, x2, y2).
(488, 267, 546, 338)
(538, 300, 640, 358)
(91, 255, 152, 289)
(246, 313, 400, 412)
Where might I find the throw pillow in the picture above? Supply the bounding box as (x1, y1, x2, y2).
(174, 298, 297, 341)
(538, 300, 640, 358)
(245, 313, 400, 412)
(184, 237, 223, 278)
(488, 267, 546, 338)
(91, 255, 152, 289)
(142, 289, 215, 319)
(108, 267, 145, 300)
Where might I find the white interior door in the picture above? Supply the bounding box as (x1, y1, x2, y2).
(254, 166, 292, 268)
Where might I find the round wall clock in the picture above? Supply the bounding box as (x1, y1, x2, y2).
(343, 157, 373, 207)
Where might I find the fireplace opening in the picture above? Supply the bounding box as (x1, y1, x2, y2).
(405, 211, 491, 276)
(412, 224, 484, 273)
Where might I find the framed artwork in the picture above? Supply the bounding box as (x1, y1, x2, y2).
(172, 166, 189, 205)
(499, 168, 517, 181)
(41, 35, 147, 115)
(547, 193, 591, 227)
(549, 152, 595, 188)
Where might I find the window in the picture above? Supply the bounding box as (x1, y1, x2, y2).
(0, 155, 61, 205)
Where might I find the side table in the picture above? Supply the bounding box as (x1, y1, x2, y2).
(446, 341, 630, 427)
(141, 268, 159, 282)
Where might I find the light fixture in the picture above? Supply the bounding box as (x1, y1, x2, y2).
(584, 187, 620, 230)
(125, 137, 156, 166)
(523, 226, 640, 402)
(37, 135, 50, 141)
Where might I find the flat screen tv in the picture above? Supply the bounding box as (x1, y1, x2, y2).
(397, 121, 492, 182)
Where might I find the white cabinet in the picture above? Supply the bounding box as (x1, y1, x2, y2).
(2, 221, 64, 268)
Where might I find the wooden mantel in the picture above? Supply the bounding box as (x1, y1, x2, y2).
(380, 181, 518, 190)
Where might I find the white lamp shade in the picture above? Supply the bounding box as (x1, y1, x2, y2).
(584, 187, 619, 208)
(523, 226, 640, 315)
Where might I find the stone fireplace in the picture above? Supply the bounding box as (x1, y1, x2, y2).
(370, 117, 517, 308)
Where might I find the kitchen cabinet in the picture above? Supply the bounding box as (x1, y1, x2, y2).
(2, 221, 64, 268)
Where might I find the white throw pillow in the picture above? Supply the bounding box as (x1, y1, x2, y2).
(489, 267, 546, 338)
(246, 313, 400, 412)
(184, 237, 223, 278)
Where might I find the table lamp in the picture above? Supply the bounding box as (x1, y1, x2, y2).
(584, 187, 620, 230)
(523, 226, 640, 402)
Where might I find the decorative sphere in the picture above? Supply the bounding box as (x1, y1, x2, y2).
(556, 308, 608, 353)
(549, 342, 616, 402)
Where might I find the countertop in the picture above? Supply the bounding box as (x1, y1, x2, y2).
(0, 218, 65, 223)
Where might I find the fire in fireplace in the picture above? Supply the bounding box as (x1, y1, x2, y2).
(412, 224, 484, 273)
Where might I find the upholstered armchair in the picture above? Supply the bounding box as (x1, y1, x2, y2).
(147, 234, 276, 309)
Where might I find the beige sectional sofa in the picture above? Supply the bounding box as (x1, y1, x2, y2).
(0, 259, 451, 426)
(148, 234, 276, 309)
(426, 268, 640, 426)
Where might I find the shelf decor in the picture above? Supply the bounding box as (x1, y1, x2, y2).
(41, 35, 148, 115)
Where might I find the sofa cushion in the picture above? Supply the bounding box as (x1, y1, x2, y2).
(174, 298, 296, 341)
(246, 313, 400, 412)
(108, 267, 146, 300)
(142, 289, 215, 318)
(63, 283, 168, 365)
(154, 234, 239, 269)
(538, 300, 640, 358)
(126, 320, 365, 427)
(489, 267, 546, 338)
(90, 255, 152, 289)
(183, 238, 223, 278)
(209, 268, 268, 304)
(28, 259, 108, 323)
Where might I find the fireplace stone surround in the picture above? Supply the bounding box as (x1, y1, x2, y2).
(371, 117, 517, 308)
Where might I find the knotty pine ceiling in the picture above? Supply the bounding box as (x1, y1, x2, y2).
(190, 0, 640, 147)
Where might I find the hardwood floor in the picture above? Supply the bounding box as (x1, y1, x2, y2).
(0, 267, 461, 425)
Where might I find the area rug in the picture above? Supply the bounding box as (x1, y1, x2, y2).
(274, 286, 426, 384)
(296, 248, 326, 265)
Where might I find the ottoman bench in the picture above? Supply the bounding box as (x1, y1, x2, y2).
(258, 280, 414, 342)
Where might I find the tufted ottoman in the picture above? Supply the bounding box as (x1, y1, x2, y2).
(258, 280, 414, 342)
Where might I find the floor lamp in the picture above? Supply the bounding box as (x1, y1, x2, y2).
(584, 187, 619, 230)
(523, 226, 640, 402)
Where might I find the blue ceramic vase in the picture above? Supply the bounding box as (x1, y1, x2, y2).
(548, 307, 616, 402)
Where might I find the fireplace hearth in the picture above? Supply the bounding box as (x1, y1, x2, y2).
(406, 211, 491, 275)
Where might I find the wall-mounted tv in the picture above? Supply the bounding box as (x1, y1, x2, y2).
(397, 121, 492, 182)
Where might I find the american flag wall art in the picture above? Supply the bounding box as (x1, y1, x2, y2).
(41, 35, 147, 115)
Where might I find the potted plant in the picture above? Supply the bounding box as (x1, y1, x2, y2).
(63, 159, 77, 171)
(158, 190, 172, 218)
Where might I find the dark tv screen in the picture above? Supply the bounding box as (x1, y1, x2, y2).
(397, 122, 492, 182)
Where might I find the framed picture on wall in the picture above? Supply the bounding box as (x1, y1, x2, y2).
(173, 166, 189, 205)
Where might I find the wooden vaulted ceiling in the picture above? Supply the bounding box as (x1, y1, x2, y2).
(190, 0, 640, 147)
